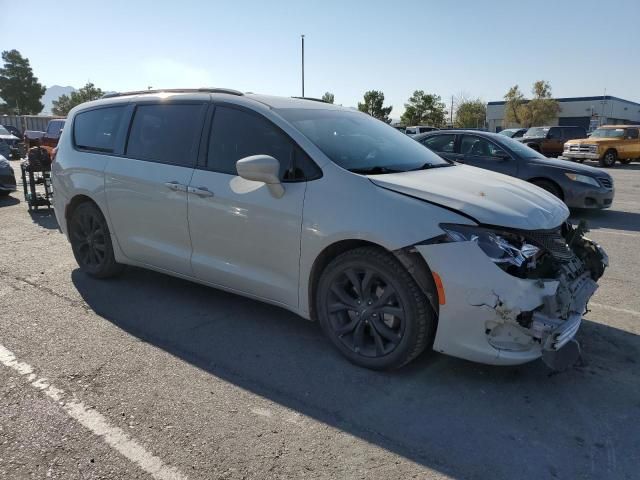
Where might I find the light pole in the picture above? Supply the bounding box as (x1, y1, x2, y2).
(301, 34, 305, 97)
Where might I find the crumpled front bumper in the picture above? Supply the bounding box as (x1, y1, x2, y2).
(415, 241, 600, 366)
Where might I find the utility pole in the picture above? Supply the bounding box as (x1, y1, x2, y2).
(301, 34, 305, 97)
(450, 96, 454, 126)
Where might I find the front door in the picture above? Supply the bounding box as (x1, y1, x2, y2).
(459, 134, 518, 177)
(104, 101, 206, 275)
(188, 105, 310, 308)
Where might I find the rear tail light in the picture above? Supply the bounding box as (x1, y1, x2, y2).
(51, 147, 58, 162)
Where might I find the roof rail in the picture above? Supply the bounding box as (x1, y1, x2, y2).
(291, 96, 330, 103)
(102, 88, 244, 99)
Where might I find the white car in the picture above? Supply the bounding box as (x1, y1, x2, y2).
(52, 89, 607, 370)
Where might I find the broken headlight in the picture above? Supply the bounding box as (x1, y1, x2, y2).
(439, 224, 539, 267)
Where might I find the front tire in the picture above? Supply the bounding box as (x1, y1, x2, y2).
(69, 202, 124, 278)
(531, 179, 562, 199)
(600, 149, 617, 168)
(315, 247, 435, 370)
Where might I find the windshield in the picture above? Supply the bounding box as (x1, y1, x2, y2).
(277, 108, 449, 173)
(0, 126, 10, 136)
(499, 129, 516, 137)
(524, 127, 549, 138)
(496, 134, 546, 159)
(590, 128, 625, 138)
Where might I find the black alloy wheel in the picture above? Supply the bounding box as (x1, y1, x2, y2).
(69, 202, 124, 278)
(316, 247, 435, 370)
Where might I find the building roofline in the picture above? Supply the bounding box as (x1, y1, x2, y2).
(488, 95, 640, 108)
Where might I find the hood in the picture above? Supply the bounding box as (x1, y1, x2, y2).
(565, 137, 617, 145)
(527, 156, 610, 178)
(369, 165, 569, 230)
(0, 134, 19, 142)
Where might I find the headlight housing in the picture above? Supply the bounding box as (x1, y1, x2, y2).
(437, 224, 539, 267)
(565, 172, 600, 187)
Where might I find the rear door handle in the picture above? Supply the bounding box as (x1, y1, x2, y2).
(188, 186, 214, 198)
(164, 181, 187, 192)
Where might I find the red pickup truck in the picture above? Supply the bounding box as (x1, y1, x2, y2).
(40, 119, 66, 155)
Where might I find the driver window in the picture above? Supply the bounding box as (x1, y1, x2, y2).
(626, 128, 639, 139)
(547, 127, 562, 139)
(460, 136, 506, 159)
(422, 134, 455, 153)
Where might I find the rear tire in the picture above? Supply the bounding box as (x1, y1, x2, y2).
(69, 202, 124, 278)
(599, 149, 617, 168)
(531, 179, 562, 199)
(315, 246, 435, 370)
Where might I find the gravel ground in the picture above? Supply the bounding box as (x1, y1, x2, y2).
(0, 158, 639, 480)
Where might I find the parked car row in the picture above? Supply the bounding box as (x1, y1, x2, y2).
(51, 89, 607, 372)
(415, 130, 614, 209)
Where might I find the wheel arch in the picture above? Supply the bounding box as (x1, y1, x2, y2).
(307, 239, 439, 324)
(65, 194, 100, 227)
(527, 177, 564, 200)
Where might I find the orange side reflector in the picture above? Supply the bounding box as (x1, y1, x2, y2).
(432, 272, 446, 305)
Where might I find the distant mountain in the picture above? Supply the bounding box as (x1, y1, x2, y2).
(42, 85, 76, 115)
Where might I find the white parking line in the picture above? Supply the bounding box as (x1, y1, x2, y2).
(590, 302, 640, 318)
(0, 344, 187, 480)
(588, 230, 640, 238)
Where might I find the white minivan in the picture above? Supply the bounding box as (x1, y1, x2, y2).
(52, 89, 607, 370)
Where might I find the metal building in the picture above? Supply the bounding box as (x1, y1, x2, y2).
(487, 95, 640, 133)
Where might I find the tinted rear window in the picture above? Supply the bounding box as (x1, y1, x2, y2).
(74, 107, 125, 153)
(126, 104, 204, 166)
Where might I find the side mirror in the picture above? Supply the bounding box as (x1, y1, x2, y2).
(236, 154, 284, 198)
(492, 150, 510, 160)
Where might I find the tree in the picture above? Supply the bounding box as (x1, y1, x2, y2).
(520, 80, 560, 127)
(0, 49, 45, 114)
(503, 81, 560, 127)
(400, 90, 447, 127)
(357, 90, 392, 123)
(503, 85, 525, 126)
(52, 82, 104, 116)
(455, 97, 486, 128)
(321, 92, 335, 104)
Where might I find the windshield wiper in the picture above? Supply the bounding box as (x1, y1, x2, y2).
(408, 162, 454, 171)
(348, 166, 402, 175)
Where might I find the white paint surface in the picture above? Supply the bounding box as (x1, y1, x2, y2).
(0, 344, 187, 480)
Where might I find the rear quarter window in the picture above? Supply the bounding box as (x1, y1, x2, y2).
(73, 107, 126, 153)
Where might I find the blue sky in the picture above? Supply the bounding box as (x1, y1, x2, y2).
(2, 0, 639, 119)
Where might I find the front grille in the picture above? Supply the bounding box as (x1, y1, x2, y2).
(524, 229, 574, 262)
(598, 177, 613, 189)
(567, 144, 597, 153)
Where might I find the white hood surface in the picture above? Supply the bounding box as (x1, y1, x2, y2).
(369, 164, 569, 230)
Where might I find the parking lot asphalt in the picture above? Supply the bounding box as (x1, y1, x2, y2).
(1, 158, 639, 480)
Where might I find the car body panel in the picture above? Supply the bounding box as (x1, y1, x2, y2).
(0, 155, 17, 193)
(188, 170, 307, 308)
(416, 241, 597, 365)
(104, 158, 196, 276)
(369, 165, 569, 230)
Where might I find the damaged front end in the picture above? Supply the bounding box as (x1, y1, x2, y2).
(415, 221, 607, 370)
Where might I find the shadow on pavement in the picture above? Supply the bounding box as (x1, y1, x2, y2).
(28, 210, 59, 230)
(0, 194, 20, 207)
(72, 267, 640, 480)
(571, 208, 640, 233)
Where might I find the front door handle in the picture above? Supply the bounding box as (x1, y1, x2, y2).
(188, 186, 214, 198)
(164, 181, 187, 192)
